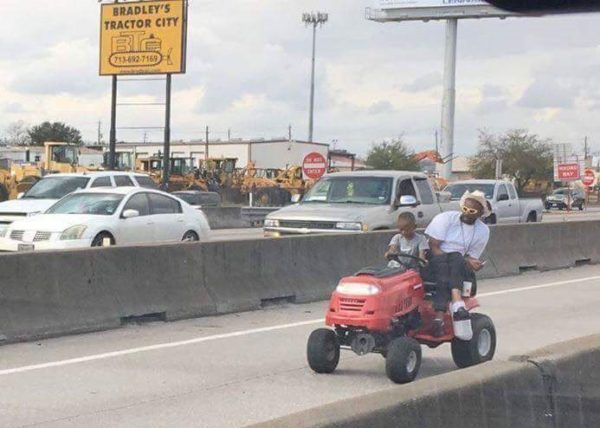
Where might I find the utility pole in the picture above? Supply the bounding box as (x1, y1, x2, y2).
(584, 136, 589, 160)
(97, 121, 103, 145)
(205, 126, 209, 160)
(227, 128, 231, 141)
(434, 129, 439, 153)
(288, 124, 292, 141)
(302, 11, 328, 143)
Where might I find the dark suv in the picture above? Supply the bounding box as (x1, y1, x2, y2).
(545, 188, 585, 211)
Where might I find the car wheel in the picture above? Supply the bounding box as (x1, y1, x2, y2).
(182, 230, 199, 242)
(485, 214, 497, 225)
(91, 232, 115, 247)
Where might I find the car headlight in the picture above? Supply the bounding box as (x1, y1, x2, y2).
(264, 219, 279, 228)
(335, 282, 380, 296)
(60, 225, 87, 240)
(335, 222, 362, 231)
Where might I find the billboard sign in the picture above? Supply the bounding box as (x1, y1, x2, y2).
(377, 0, 488, 9)
(368, 0, 518, 20)
(100, 0, 187, 76)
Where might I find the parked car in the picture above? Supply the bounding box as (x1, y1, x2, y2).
(545, 187, 586, 211)
(264, 170, 450, 236)
(0, 187, 210, 252)
(0, 171, 157, 236)
(172, 190, 221, 208)
(443, 179, 544, 224)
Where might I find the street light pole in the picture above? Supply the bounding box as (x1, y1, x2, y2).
(302, 11, 328, 143)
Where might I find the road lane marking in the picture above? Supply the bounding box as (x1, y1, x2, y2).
(1, 274, 599, 376)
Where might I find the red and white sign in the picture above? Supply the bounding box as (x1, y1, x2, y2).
(302, 152, 327, 180)
(557, 163, 580, 181)
(583, 169, 596, 186)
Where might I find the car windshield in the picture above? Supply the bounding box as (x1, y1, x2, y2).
(553, 189, 568, 195)
(22, 176, 90, 200)
(46, 193, 124, 215)
(303, 177, 393, 205)
(444, 183, 495, 200)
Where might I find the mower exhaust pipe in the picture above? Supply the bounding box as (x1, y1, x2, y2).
(351, 333, 376, 356)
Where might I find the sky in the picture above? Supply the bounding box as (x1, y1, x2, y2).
(1, 0, 600, 157)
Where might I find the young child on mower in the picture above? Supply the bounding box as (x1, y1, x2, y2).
(384, 212, 428, 269)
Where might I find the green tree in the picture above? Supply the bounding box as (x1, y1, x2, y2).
(27, 121, 83, 146)
(469, 129, 553, 193)
(366, 137, 420, 171)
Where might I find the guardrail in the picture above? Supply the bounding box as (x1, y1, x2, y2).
(1, 221, 600, 344)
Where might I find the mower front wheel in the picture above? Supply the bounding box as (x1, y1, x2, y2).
(385, 337, 422, 384)
(451, 313, 496, 368)
(307, 328, 340, 374)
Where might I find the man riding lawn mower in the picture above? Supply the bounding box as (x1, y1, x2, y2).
(307, 191, 495, 383)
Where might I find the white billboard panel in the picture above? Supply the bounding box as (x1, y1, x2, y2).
(377, 0, 488, 9)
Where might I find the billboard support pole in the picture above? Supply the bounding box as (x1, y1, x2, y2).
(162, 73, 172, 190)
(441, 18, 457, 180)
(109, 75, 117, 170)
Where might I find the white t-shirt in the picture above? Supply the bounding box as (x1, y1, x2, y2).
(425, 211, 490, 259)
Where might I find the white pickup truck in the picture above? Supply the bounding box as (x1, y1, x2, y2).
(264, 170, 450, 236)
(443, 179, 544, 224)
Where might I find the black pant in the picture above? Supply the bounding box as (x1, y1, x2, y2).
(429, 252, 469, 312)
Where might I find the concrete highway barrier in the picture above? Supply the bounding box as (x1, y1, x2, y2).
(202, 207, 249, 229)
(250, 334, 600, 428)
(1, 221, 600, 343)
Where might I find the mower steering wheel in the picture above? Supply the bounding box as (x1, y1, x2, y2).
(387, 252, 428, 269)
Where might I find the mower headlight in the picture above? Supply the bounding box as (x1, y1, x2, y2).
(335, 222, 362, 231)
(336, 282, 380, 296)
(264, 219, 279, 228)
(60, 225, 87, 240)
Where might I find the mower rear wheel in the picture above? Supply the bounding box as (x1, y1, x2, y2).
(307, 328, 340, 374)
(451, 313, 496, 368)
(385, 337, 422, 384)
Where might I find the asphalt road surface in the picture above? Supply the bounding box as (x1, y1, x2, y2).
(2, 265, 600, 427)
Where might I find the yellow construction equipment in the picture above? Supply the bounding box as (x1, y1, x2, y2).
(0, 142, 91, 201)
(136, 156, 209, 191)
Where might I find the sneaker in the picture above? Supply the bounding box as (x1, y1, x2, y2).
(432, 318, 444, 337)
(453, 307, 470, 321)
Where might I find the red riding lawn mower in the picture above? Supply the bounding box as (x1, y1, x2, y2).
(307, 253, 496, 383)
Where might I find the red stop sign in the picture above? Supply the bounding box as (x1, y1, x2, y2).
(302, 152, 327, 180)
(583, 169, 595, 186)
